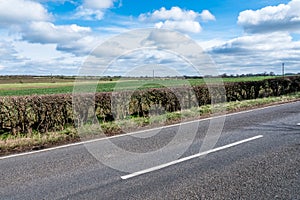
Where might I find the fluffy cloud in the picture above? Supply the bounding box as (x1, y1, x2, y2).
(0, 0, 50, 27)
(1, 40, 85, 75)
(36, 0, 69, 2)
(74, 7, 105, 20)
(139, 7, 215, 33)
(200, 10, 216, 21)
(0, 41, 18, 59)
(74, 0, 117, 20)
(83, 0, 115, 9)
(215, 0, 300, 74)
(141, 7, 200, 21)
(155, 20, 202, 33)
(0, 0, 103, 56)
(56, 35, 100, 55)
(19, 21, 97, 55)
(211, 33, 292, 54)
(238, 0, 300, 33)
(209, 32, 300, 74)
(0, 40, 27, 63)
(22, 22, 91, 44)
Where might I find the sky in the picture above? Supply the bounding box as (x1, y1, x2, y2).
(0, 0, 299, 76)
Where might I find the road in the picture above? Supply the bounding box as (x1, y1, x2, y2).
(1, 101, 300, 199)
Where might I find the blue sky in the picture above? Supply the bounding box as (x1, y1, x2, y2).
(0, 0, 299, 76)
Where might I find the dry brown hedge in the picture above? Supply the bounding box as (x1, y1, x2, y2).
(1, 76, 299, 135)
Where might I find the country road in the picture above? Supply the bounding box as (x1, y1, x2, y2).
(1, 101, 300, 199)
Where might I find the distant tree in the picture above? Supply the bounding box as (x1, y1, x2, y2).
(263, 71, 268, 76)
(221, 73, 228, 78)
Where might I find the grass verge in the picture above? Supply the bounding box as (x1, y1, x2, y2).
(0, 92, 299, 156)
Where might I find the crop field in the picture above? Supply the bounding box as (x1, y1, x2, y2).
(0, 76, 279, 96)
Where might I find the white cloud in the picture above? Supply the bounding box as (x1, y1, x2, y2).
(97, 48, 199, 77)
(15, 42, 66, 60)
(0, 0, 100, 56)
(144, 7, 199, 21)
(238, 0, 300, 33)
(1, 40, 85, 75)
(56, 35, 101, 55)
(198, 39, 225, 51)
(155, 20, 202, 33)
(98, 26, 131, 34)
(20, 21, 97, 55)
(83, 0, 115, 9)
(139, 7, 215, 33)
(0, 40, 27, 63)
(74, 7, 105, 20)
(0, 0, 50, 27)
(22, 21, 90, 44)
(3, 56, 83, 75)
(36, 0, 70, 2)
(74, 0, 117, 20)
(200, 10, 216, 21)
(220, 0, 300, 74)
(209, 32, 300, 74)
(212, 33, 293, 53)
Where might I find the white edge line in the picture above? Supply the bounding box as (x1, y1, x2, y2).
(121, 135, 263, 180)
(0, 100, 294, 160)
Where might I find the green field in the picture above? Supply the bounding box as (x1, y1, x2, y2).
(0, 76, 279, 96)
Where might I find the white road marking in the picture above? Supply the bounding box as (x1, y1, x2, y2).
(0, 100, 294, 160)
(121, 135, 264, 180)
(297, 123, 300, 126)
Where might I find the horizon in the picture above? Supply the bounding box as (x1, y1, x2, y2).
(1, 71, 299, 78)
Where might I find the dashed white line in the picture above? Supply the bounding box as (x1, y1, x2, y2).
(121, 135, 264, 180)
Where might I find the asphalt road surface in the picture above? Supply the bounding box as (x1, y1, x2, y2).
(1, 101, 300, 199)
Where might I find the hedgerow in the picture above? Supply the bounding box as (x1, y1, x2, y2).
(1, 76, 299, 134)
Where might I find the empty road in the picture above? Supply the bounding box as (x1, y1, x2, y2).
(1, 101, 300, 199)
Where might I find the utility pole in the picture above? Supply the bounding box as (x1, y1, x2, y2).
(153, 69, 155, 80)
(282, 63, 285, 77)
